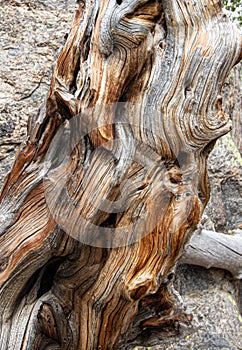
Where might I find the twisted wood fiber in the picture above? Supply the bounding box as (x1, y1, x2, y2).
(0, 0, 241, 349)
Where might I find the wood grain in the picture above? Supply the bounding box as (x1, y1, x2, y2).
(0, 0, 241, 349)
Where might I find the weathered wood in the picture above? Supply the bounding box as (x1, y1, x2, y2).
(181, 229, 242, 278)
(0, 1, 241, 349)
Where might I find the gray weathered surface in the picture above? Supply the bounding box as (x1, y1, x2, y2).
(0, 0, 76, 189)
(182, 229, 242, 279)
(0, 1, 241, 349)
(204, 133, 242, 233)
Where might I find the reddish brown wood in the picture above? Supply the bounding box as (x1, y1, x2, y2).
(0, 1, 241, 349)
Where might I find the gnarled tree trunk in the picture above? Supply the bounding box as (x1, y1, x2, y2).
(0, 1, 241, 349)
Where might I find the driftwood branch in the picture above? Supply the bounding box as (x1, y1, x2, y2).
(181, 229, 242, 279)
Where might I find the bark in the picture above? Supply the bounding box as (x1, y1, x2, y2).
(0, 1, 241, 349)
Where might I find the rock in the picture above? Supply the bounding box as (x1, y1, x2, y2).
(134, 265, 241, 350)
(204, 134, 242, 232)
(0, 0, 76, 189)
